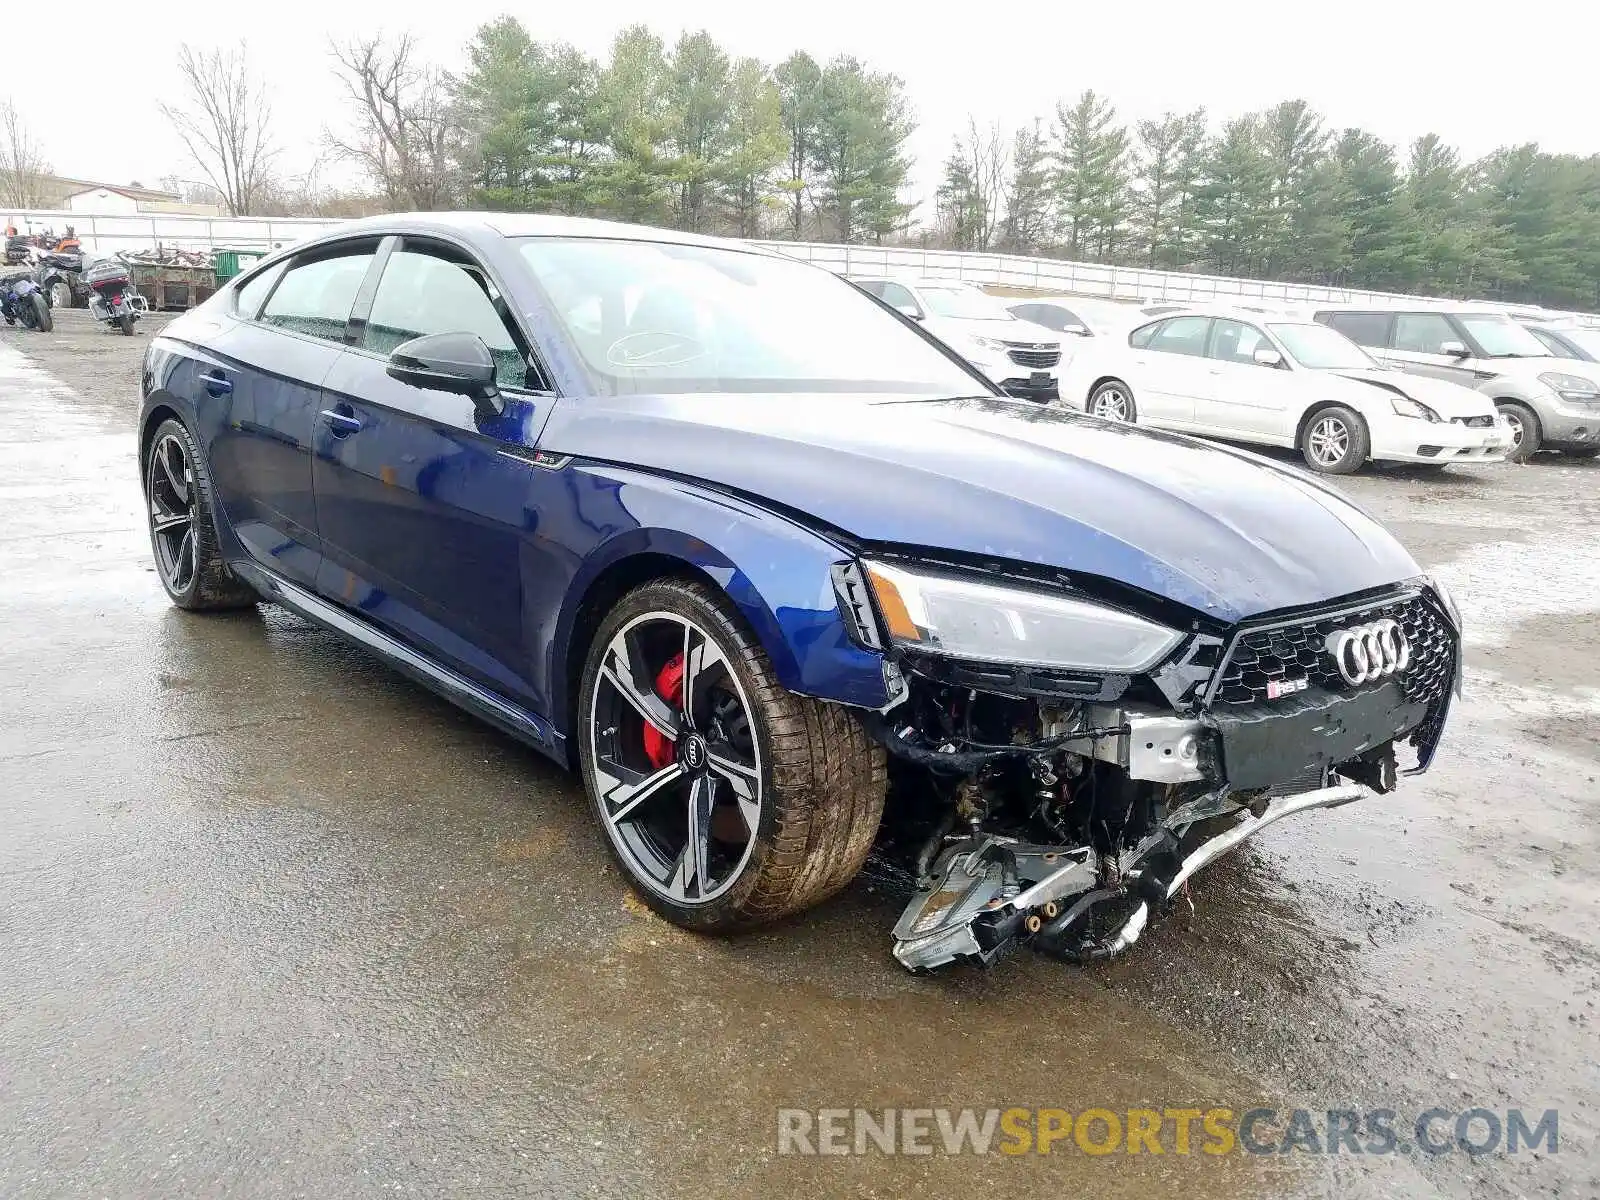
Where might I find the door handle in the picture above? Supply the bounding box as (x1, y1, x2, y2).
(199, 369, 232, 396)
(319, 408, 363, 437)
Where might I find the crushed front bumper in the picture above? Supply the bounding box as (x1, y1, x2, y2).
(892, 782, 1368, 972)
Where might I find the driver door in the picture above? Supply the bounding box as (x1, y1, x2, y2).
(311, 236, 555, 706)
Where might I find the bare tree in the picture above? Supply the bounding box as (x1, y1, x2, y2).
(159, 44, 277, 216)
(0, 99, 52, 208)
(327, 34, 460, 211)
(965, 118, 1009, 253)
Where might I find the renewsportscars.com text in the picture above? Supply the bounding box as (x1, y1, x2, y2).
(776, 1106, 1558, 1158)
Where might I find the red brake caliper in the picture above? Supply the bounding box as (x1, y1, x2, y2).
(642, 652, 684, 770)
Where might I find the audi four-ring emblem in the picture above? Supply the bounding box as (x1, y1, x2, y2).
(1325, 619, 1411, 685)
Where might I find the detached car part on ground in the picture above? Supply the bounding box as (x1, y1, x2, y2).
(137, 214, 1462, 975)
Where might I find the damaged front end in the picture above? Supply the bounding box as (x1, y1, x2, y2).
(834, 558, 1462, 973)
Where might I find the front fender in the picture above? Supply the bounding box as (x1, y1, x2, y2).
(543, 464, 891, 740)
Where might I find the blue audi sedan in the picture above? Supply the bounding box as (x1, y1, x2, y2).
(139, 214, 1461, 971)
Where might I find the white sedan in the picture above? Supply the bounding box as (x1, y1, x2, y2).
(1056, 309, 1511, 473)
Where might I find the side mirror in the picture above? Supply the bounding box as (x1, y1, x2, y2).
(387, 331, 504, 419)
(1253, 347, 1285, 368)
(1439, 340, 1470, 359)
(893, 303, 923, 321)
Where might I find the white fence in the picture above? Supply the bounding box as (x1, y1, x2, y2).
(752, 241, 1442, 308)
(0, 207, 1577, 315)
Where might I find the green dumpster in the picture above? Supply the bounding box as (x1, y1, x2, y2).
(214, 248, 265, 282)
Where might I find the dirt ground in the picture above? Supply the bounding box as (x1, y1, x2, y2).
(2, 309, 1596, 1198)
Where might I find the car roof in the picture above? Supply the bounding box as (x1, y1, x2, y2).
(301, 210, 787, 256)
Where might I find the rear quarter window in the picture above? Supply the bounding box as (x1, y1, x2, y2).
(1323, 311, 1393, 348)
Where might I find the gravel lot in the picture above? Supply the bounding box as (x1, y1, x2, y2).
(2, 309, 1596, 1198)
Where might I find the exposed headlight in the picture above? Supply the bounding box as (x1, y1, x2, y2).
(1391, 397, 1441, 422)
(860, 560, 1185, 672)
(1538, 370, 1600, 399)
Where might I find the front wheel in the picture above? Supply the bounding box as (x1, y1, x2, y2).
(1087, 379, 1136, 423)
(48, 279, 71, 309)
(1301, 405, 1369, 474)
(30, 294, 51, 332)
(578, 578, 885, 932)
(1498, 401, 1541, 462)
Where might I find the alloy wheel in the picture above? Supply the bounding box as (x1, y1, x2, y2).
(1092, 388, 1130, 421)
(588, 611, 763, 905)
(1308, 416, 1351, 468)
(147, 433, 198, 594)
(1504, 410, 1524, 449)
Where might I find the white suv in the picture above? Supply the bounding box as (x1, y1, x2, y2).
(1312, 306, 1600, 462)
(852, 277, 1063, 401)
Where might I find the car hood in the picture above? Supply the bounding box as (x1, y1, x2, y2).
(545, 393, 1419, 624)
(927, 315, 1060, 349)
(1327, 368, 1497, 417)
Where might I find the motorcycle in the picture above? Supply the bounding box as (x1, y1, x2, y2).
(85, 259, 145, 335)
(0, 269, 53, 332)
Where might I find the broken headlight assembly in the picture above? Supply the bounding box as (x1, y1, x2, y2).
(856, 559, 1184, 673)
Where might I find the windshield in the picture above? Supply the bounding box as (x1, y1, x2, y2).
(517, 239, 985, 396)
(1455, 314, 1550, 358)
(919, 285, 1009, 321)
(1550, 326, 1600, 361)
(1267, 322, 1378, 370)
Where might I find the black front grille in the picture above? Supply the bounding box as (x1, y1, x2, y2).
(1210, 593, 1454, 710)
(1452, 415, 1494, 428)
(1006, 346, 1060, 369)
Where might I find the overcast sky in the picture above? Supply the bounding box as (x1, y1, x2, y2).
(19, 0, 1600, 208)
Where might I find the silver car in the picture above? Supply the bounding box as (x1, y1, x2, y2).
(1312, 305, 1600, 462)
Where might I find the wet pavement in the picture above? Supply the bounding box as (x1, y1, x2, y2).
(2, 310, 1596, 1198)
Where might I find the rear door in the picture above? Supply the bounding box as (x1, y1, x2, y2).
(194, 239, 380, 589)
(1126, 315, 1212, 426)
(311, 236, 556, 706)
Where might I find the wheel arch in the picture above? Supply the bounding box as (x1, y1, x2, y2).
(137, 403, 185, 492)
(548, 473, 891, 757)
(1295, 399, 1368, 452)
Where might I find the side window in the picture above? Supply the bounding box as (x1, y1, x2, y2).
(259, 248, 376, 343)
(1209, 319, 1269, 364)
(1325, 312, 1392, 348)
(1392, 313, 1458, 355)
(362, 247, 528, 389)
(1146, 315, 1211, 357)
(1129, 320, 1159, 349)
(233, 261, 285, 320)
(877, 282, 920, 315)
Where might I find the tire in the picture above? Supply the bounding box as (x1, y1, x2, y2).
(578, 577, 886, 933)
(1560, 446, 1599, 460)
(118, 312, 135, 335)
(48, 279, 70, 309)
(1301, 404, 1369, 474)
(30, 293, 51, 332)
(1498, 401, 1541, 463)
(1087, 379, 1136, 423)
(143, 418, 259, 611)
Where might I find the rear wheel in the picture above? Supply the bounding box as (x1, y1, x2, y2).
(48, 279, 70, 309)
(1301, 405, 1369, 474)
(30, 294, 51, 332)
(143, 418, 258, 610)
(1088, 379, 1136, 422)
(118, 312, 135, 335)
(578, 578, 885, 932)
(1498, 401, 1541, 462)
